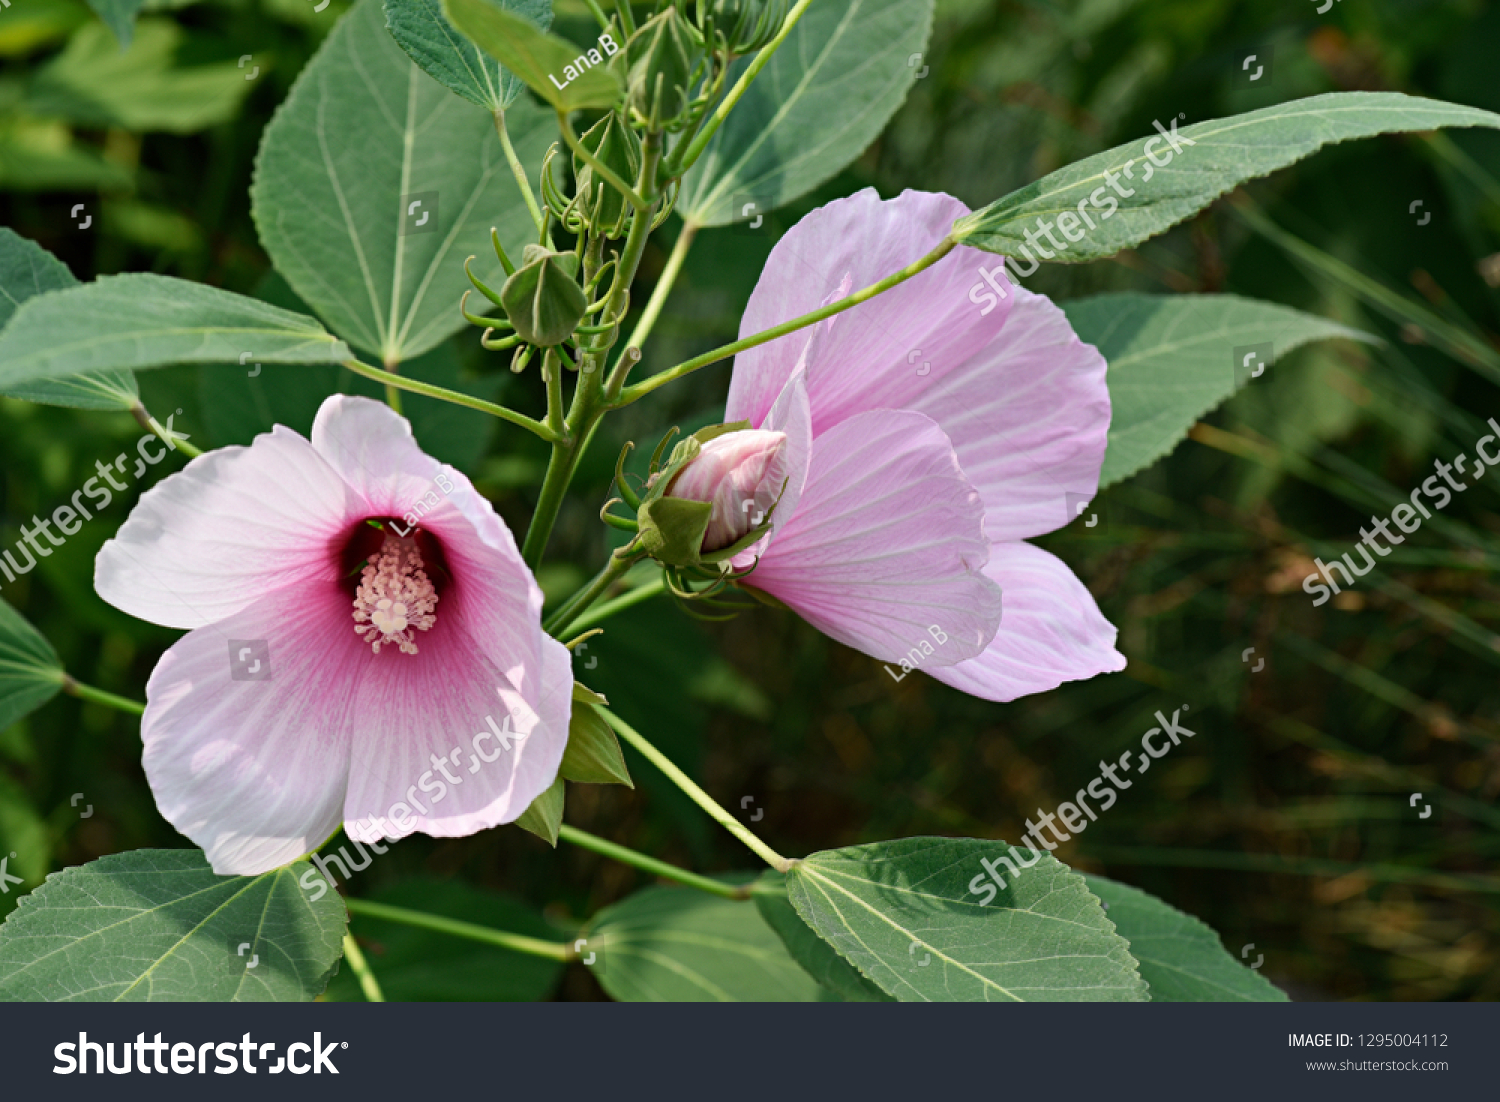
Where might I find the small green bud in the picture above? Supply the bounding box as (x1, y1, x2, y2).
(697, 0, 789, 55)
(499, 246, 587, 348)
(623, 9, 697, 128)
(573, 114, 643, 238)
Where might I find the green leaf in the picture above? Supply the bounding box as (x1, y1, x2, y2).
(954, 92, 1500, 262)
(560, 699, 632, 787)
(784, 837, 1147, 1002)
(84, 0, 145, 48)
(753, 873, 890, 1002)
(0, 275, 351, 391)
(678, 0, 933, 226)
(0, 774, 51, 916)
(584, 881, 834, 1001)
(1084, 875, 1288, 1002)
(0, 119, 134, 191)
(327, 879, 562, 1001)
(252, 0, 552, 364)
(0, 228, 137, 411)
(514, 774, 564, 846)
(1064, 293, 1377, 489)
(442, 0, 623, 111)
(0, 849, 348, 1001)
(0, 600, 62, 736)
(384, 0, 552, 111)
(30, 21, 254, 132)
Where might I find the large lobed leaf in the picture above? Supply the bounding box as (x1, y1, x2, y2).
(0, 850, 348, 1002)
(442, 0, 622, 111)
(784, 838, 1146, 1002)
(0, 228, 138, 411)
(0, 599, 62, 737)
(1065, 293, 1377, 488)
(955, 92, 1500, 262)
(253, 0, 552, 364)
(679, 0, 934, 227)
(29, 20, 253, 133)
(0, 274, 350, 391)
(584, 881, 833, 1002)
(386, 0, 553, 112)
(1085, 875, 1288, 1002)
(754, 873, 890, 1002)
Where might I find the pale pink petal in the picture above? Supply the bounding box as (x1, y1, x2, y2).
(729, 366, 813, 570)
(909, 284, 1110, 543)
(341, 615, 573, 843)
(726, 189, 1012, 434)
(140, 578, 363, 874)
(94, 426, 360, 629)
(311, 394, 450, 518)
(748, 409, 1002, 665)
(927, 541, 1125, 702)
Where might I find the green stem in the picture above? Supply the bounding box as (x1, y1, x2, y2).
(345, 898, 574, 962)
(497, 109, 547, 238)
(523, 136, 664, 568)
(616, 236, 959, 406)
(341, 932, 386, 1002)
(544, 548, 643, 636)
(131, 403, 203, 459)
(598, 706, 794, 873)
(558, 824, 753, 900)
(567, 573, 665, 633)
(581, 0, 610, 31)
(341, 359, 562, 444)
(671, 0, 816, 178)
(543, 349, 565, 440)
(622, 219, 699, 356)
(61, 675, 144, 717)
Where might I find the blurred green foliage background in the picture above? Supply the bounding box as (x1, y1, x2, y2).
(2, 0, 1498, 1000)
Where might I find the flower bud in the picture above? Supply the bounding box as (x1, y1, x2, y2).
(499, 244, 588, 347)
(573, 114, 643, 238)
(623, 8, 696, 128)
(667, 429, 787, 552)
(697, 0, 789, 55)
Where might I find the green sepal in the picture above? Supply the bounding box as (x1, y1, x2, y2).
(572, 682, 608, 706)
(560, 700, 634, 787)
(622, 8, 697, 128)
(574, 114, 643, 238)
(514, 775, 565, 846)
(690, 419, 751, 445)
(636, 494, 715, 567)
(499, 247, 588, 347)
(695, 0, 791, 56)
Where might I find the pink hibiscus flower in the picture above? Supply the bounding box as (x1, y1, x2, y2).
(675, 189, 1125, 701)
(94, 396, 573, 874)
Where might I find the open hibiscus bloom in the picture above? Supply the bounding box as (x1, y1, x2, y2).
(95, 396, 573, 875)
(673, 189, 1125, 701)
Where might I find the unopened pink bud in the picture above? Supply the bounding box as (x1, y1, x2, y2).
(669, 429, 787, 551)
